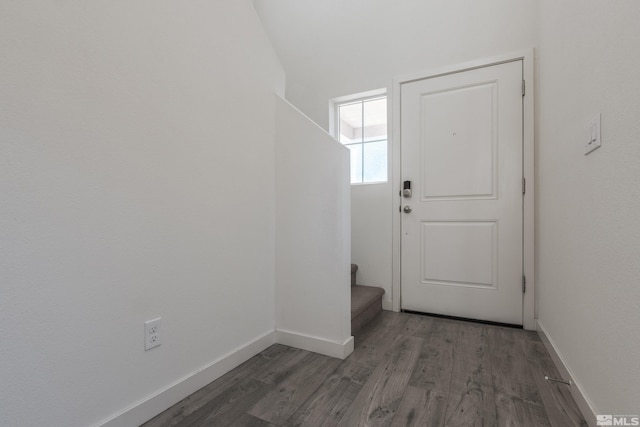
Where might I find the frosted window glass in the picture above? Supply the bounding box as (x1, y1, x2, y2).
(346, 144, 363, 184)
(335, 95, 387, 184)
(363, 140, 388, 182)
(363, 98, 387, 141)
(339, 102, 362, 144)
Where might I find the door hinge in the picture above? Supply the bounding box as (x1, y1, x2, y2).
(522, 80, 526, 97)
(522, 177, 526, 195)
(522, 276, 526, 293)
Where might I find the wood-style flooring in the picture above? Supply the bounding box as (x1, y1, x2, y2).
(142, 311, 587, 427)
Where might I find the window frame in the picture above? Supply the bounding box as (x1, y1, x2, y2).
(330, 89, 388, 185)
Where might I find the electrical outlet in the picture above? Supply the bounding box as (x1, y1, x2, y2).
(144, 318, 161, 350)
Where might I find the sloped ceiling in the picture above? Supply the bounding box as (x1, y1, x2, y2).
(253, 0, 536, 128)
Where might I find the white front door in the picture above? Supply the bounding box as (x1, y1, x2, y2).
(400, 60, 523, 325)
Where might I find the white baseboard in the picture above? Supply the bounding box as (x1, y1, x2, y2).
(96, 328, 354, 427)
(96, 330, 276, 427)
(382, 298, 393, 311)
(536, 320, 597, 427)
(275, 329, 354, 359)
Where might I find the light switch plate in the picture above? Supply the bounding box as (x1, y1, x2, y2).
(585, 114, 602, 155)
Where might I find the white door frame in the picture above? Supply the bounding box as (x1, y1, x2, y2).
(390, 50, 535, 330)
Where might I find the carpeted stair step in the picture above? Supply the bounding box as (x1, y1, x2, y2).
(350, 264, 385, 334)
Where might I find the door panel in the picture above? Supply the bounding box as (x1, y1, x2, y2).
(421, 82, 496, 200)
(401, 60, 523, 325)
(421, 221, 497, 289)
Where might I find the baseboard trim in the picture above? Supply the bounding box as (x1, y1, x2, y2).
(536, 320, 597, 427)
(96, 328, 354, 427)
(275, 329, 354, 359)
(96, 330, 276, 427)
(382, 298, 393, 311)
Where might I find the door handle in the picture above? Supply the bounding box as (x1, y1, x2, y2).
(403, 205, 412, 214)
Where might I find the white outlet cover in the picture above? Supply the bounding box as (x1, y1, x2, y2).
(585, 113, 602, 155)
(144, 318, 161, 350)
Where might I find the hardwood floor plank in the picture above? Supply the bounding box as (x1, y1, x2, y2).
(348, 311, 412, 368)
(390, 385, 448, 427)
(142, 345, 290, 427)
(395, 317, 460, 427)
(142, 313, 587, 427)
(228, 413, 277, 427)
(443, 323, 497, 427)
(337, 335, 423, 426)
(409, 317, 458, 394)
(250, 346, 307, 385)
(354, 310, 406, 341)
(287, 360, 372, 427)
(402, 314, 436, 339)
(165, 378, 272, 427)
(523, 339, 588, 427)
(489, 327, 551, 427)
(247, 352, 341, 425)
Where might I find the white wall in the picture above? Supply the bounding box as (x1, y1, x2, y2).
(254, 0, 537, 310)
(0, 2, 284, 426)
(275, 97, 352, 356)
(254, 0, 537, 130)
(535, 0, 640, 417)
(351, 184, 393, 307)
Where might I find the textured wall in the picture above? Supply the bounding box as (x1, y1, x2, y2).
(536, 0, 640, 415)
(0, 1, 284, 426)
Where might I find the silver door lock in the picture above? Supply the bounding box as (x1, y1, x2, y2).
(403, 180, 412, 198)
(403, 205, 412, 213)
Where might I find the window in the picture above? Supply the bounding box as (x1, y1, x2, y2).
(335, 94, 387, 184)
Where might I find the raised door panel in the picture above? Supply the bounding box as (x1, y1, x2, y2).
(421, 83, 497, 201)
(421, 221, 497, 289)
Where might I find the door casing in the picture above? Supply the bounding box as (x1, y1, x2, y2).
(390, 50, 535, 330)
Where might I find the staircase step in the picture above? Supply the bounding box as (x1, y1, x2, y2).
(351, 285, 384, 335)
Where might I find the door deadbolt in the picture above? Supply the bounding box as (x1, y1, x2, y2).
(403, 180, 412, 198)
(403, 205, 412, 213)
